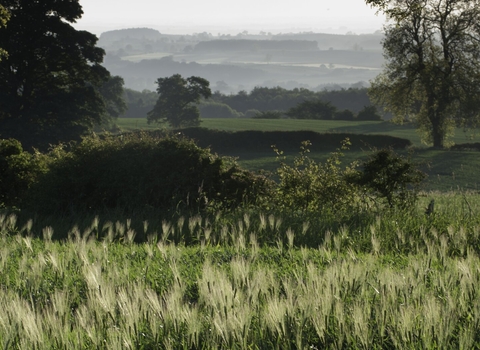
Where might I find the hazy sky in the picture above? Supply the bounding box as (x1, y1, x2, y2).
(74, 0, 386, 36)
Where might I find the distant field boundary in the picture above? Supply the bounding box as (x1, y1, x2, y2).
(137, 127, 412, 153)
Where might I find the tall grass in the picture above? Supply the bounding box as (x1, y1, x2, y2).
(1, 194, 480, 349)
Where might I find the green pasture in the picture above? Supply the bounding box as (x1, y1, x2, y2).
(116, 118, 480, 147)
(115, 118, 480, 192)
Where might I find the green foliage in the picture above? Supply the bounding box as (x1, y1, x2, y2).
(351, 148, 426, 209)
(198, 101, 242, 118)
(0, 4, 9, 59)
(98, 75, 127, 122)
(147, 74, 212, 128)
(334, 109, 355, 121)
(0, 0, 112, 150)
(356, 105, 382, 121)
(29, 133, 268, 216)
(273, 139, 359, 216)
(286, 99, 337, 120)
(122, 88, 158, 118)
(368, 0, 480, 148)
(0, 139, 46, 207)
(252, 110, 283, 119)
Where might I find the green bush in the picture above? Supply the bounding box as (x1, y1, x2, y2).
(0, 139, 46, 207)
(350, 148, 426, 209)
(29, 133, 270, 216)
(252, 110, 283, 119)
(272, 139, 359, 217)
(198, 101, 243, 118)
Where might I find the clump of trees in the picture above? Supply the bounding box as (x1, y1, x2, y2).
(367, 0, 480, 148)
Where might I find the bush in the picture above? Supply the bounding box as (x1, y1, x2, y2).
(0, 139, 46, 207)
(350, 148, 426, 209)
(357, 105, 383, 121)
(29, 133, 270, 216)
(252, 110, 283, 119)
(335, 109, 355, 121)
(272, 139, 359, 216)
(286, 99, 337, 120)
(198, 101, 243, 118)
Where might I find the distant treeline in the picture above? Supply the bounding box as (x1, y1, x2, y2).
(122, 86, 378, 120)
(194, 40, 318, 52)
(210, 86, 372, 114)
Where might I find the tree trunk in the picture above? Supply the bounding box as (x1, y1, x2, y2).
(431, 118, 444, 148)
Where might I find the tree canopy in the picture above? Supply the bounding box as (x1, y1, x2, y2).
(0, 5, 9, 59)
(366, 0, 480, 148)
(147, 74, 211, 128)
(286, 100, 337, 120)
(0, 0, 117, 149)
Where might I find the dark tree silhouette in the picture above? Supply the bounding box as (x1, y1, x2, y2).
(0, 0, 115, 149)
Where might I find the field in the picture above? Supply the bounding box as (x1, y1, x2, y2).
(2, 192, 480, 349)
(116, 118, 480, 191)
(2, 118, 480, 349)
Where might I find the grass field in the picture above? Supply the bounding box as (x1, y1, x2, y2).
(116, 118, 480, 147)
(115, 118, 480, 192)
(2, 192, 480, 349)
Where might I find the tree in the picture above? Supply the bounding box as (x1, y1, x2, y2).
(357, 105, 382, 121)
(0, 0, 112, 149)
(366, 0, 480, 148)
(0, 5, 9, 60)
(286, 100, 337, 120)
(98, 75, 127, 121)
(147, 74, 211, 128)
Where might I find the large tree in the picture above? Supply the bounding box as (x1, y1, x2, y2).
(147, 74, 211, 128)
(0, 5, 9, 59)
(366, 0, 480, 148)
(0, 0, 115, 149)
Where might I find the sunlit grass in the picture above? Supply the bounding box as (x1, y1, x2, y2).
(1, 195, 480, 348)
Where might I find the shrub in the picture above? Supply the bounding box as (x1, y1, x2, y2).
(350, 148, 426, 209)
(0, 139, 46, 208)
(198, 101, 243, 118)
(334, 109, 355, 121)
(357, 105, 383, 121)
(29, 133, 270, 215)
(272, 139, 359, 216)
(252, 110, 283, 119)
(286, 99, 337, 120)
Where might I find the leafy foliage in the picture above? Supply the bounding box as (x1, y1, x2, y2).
(286, 99, 337, 120)
(356, 105, 382, 121)
(0, 4, 9, 59)
(0, 0, 115, 150)
(252, 110, 283, 119)
(0, 139, 46, 207)
(273, 139, 359, 216)
(147, 74, 212, 128)
(29, 133, 269, 216)
(351, 148, 426, 209)
(367, 0, 480, 148)
(198, 101, 243, 118)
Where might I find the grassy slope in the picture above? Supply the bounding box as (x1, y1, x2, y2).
(116, 118, 480, 191)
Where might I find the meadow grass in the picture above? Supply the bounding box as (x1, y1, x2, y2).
(2, 192, 480, 348)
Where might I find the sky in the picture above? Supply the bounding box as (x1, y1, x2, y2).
(73, 0, 386, 36)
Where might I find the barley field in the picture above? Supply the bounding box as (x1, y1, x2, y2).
(2, 192, 480, 349)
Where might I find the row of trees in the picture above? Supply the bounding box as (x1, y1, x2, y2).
(2, 0, 480, 149)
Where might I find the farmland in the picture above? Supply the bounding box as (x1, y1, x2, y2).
(2, 118, 480, 349)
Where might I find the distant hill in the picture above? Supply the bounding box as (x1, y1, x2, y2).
(194, 39, 319, 52)
(99, 28, 163, 41)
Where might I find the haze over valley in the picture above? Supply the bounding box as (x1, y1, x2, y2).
(99, 28, 385, 93)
